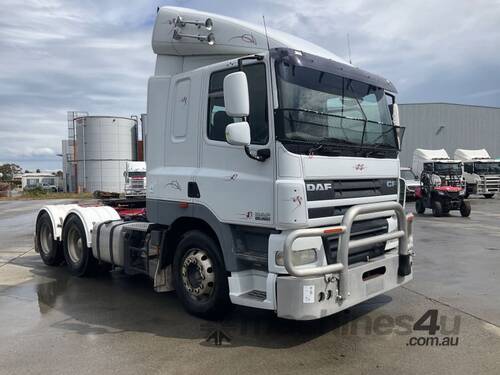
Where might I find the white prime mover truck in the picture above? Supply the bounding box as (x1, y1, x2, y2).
(124, 161, 147, 198)
(454, 149, 500, 198)
(34, 7, 414, 320)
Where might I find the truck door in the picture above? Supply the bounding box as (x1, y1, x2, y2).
(197, 62, 275, 227)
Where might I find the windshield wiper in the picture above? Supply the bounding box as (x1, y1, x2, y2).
(307, 143, 323, 155)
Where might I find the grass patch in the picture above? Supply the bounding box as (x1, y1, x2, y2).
(0, 191, 93, 201)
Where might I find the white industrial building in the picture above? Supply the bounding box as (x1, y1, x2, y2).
(21, 173, 61, 191)
(398, 103, 500, 168)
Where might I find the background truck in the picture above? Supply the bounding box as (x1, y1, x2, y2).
(412, 148, 470, 217)
(34, 6, 414, 320)
(454, 149, 500, 198)
(400, 167, 420, 199)
(124, 161, 147, 198)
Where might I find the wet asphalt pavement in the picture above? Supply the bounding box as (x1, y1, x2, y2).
(0, 198, 499, 375)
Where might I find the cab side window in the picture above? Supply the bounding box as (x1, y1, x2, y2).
(207, 64, 268, 145)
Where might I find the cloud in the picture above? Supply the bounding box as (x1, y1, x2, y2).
(1, 0, 499, 169)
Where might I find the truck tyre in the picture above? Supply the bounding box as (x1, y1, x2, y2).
(62, 215, 97, 277)
(173, 230, 231, 319)
(415, 199, 425, 214)
(432, 201, 443, 217)
(36, 212, 63, 266)
(460, 201, 471, 217)
(483, 194, 494, 199)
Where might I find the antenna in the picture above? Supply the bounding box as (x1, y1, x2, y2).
(262, 15, 276, 112)
(262, 15, 272, 52)
(347, 33, 352, 64)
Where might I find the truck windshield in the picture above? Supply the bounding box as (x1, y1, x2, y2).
(434, 163, 462, 175)
(401, 170, 417, 180)
(275, 62, 400, 158)
(473, 162, 500, 174)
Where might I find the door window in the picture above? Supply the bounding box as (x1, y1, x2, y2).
(207, 63, 268, 145)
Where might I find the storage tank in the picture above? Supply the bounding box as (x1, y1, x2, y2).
(75, 116, 137, 193)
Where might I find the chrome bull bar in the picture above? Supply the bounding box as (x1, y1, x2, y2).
(283, 201, 414, 301)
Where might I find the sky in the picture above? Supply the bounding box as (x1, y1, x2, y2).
(1, 0, 499, 171)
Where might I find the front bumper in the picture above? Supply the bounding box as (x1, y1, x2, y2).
(277, 201, 414, 320)
(124, 189, 146, 197)
(277, 250, 412, 320)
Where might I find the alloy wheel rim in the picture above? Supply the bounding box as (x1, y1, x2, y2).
(181, 248, 215, 301)
(67, 227, 83, 264)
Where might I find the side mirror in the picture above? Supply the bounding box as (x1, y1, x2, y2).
(389, 103, 404, 149)
(225, 121, 250, 146)
(223, 72, 249, 117)
(398, 178, 406, 207)
(390, 103, 400, 126)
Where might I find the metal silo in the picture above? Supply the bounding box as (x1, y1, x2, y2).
(75, 116, 137, 193)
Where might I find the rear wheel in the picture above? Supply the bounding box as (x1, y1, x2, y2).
(483, 194, 495, 199)
(173, 230, 231, 319)
(432, 201, 443, 217)
(62, 215, 97, 277)
(460, 201, 471, 217)
(36, 212, 63, 266)
(415, 199, 425, 214)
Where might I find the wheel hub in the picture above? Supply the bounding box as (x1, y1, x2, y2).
(181, 249, 215, 299)
(67, 227, 83, 264)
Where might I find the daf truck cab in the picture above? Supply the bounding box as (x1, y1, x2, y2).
(124, 161, 147, 198)
(34, 7, 414, 320)
(454, 149, 500, 198)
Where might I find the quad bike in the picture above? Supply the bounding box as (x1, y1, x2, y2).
(415, 173, 471, 217)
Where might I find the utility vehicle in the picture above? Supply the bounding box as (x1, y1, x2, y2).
(412, 149, 470, 217)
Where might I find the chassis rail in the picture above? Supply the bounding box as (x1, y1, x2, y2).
(283, 201, 414, 301)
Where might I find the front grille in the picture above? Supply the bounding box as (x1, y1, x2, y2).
(308, 205, 351, 219)
(305, 178, 397, 201)
(322, 218, 389, 266)
(483, 177, 500, 191)
(131, 181, 144, 188)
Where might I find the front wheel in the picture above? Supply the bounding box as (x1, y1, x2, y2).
(415, 199, 425, 214)
(460, 201, 471, 217)
(173, 230, 231, 319)
(483, 194, 495, 199)
(432, 200, 443, 217)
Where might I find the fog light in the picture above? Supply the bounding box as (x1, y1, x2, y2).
(275, 249, 318, 266)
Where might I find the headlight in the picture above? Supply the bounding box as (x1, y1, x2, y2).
(275, 248, 318, 266)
